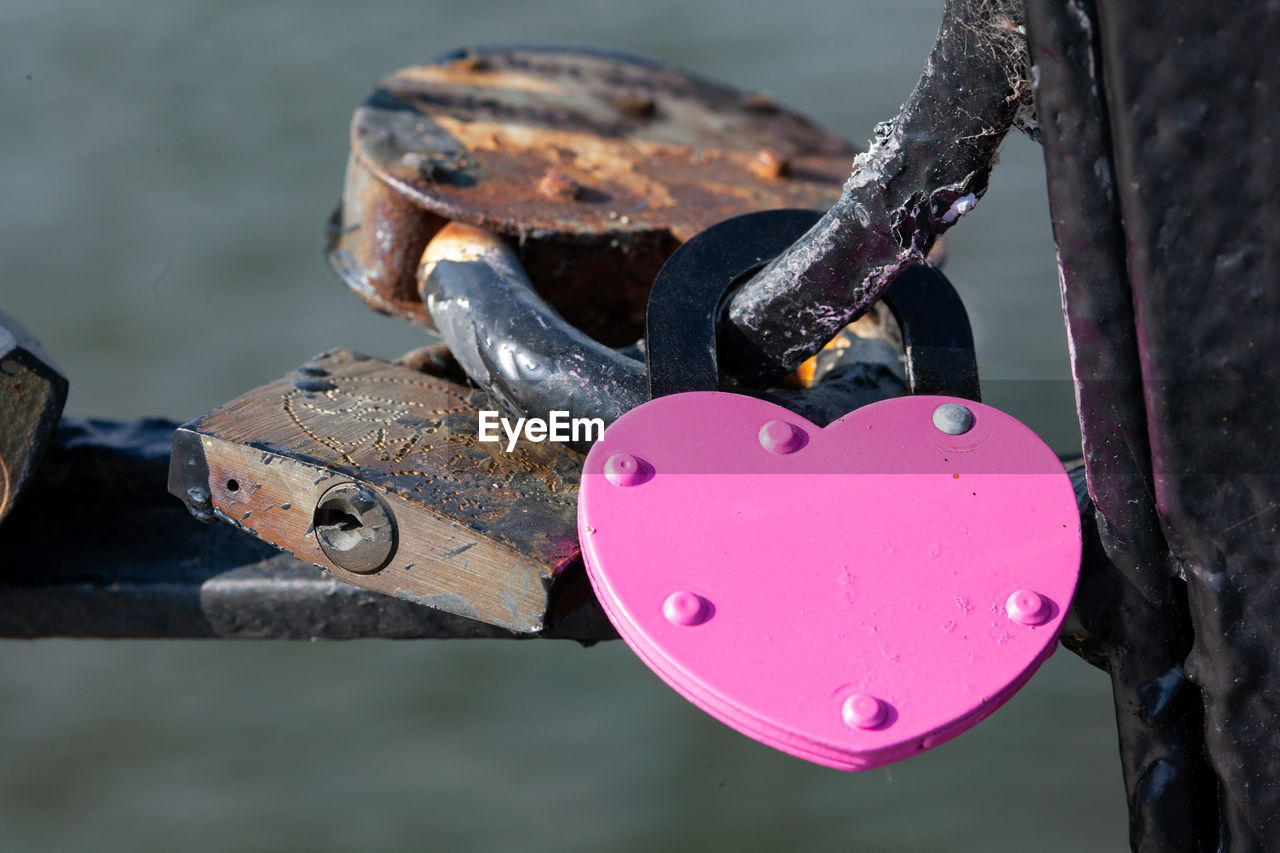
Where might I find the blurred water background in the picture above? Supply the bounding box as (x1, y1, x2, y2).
(0, 0, 1124, 850)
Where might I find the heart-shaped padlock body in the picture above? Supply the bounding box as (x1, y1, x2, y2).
(578, 392, 1080, 771)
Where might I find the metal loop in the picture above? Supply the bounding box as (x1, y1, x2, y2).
(644, 209, 980, 401)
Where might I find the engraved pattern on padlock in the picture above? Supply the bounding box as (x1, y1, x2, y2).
(577, 209, 1081, 771)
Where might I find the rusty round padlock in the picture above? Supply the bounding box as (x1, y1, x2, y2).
(326, 44, 857, 345)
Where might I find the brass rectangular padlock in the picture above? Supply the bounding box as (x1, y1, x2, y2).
(168, 347, 585, 634)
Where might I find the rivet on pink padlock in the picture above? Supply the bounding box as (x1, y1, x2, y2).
(578, 210, 1082, 771)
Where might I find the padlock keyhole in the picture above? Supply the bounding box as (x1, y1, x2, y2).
(311, 482, 398, 573)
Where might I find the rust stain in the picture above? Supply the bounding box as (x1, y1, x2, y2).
(749, 148, 792, 181)
(537, 169, 582, 202)
(355, 50, 855, 239)
(328, 45, 856, 342)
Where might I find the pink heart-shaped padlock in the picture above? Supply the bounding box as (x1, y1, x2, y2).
(578, 392, 1080, 771)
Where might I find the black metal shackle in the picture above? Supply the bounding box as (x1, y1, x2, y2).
(644, 208, 981, 403)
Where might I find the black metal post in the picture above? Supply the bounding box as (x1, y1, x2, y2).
(1028, 0, 1280, 848)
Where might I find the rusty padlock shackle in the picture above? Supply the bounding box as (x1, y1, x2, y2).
(645, 208, 981, 402)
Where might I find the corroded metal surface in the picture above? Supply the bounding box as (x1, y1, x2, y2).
(721, 0, 1034, 385)
(328, 44, 854, 340)
(170, 349, 586, 634)
(355, 45, 853, 239)
(326, 155, 447, 326)
(0, 312, 67, 525)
